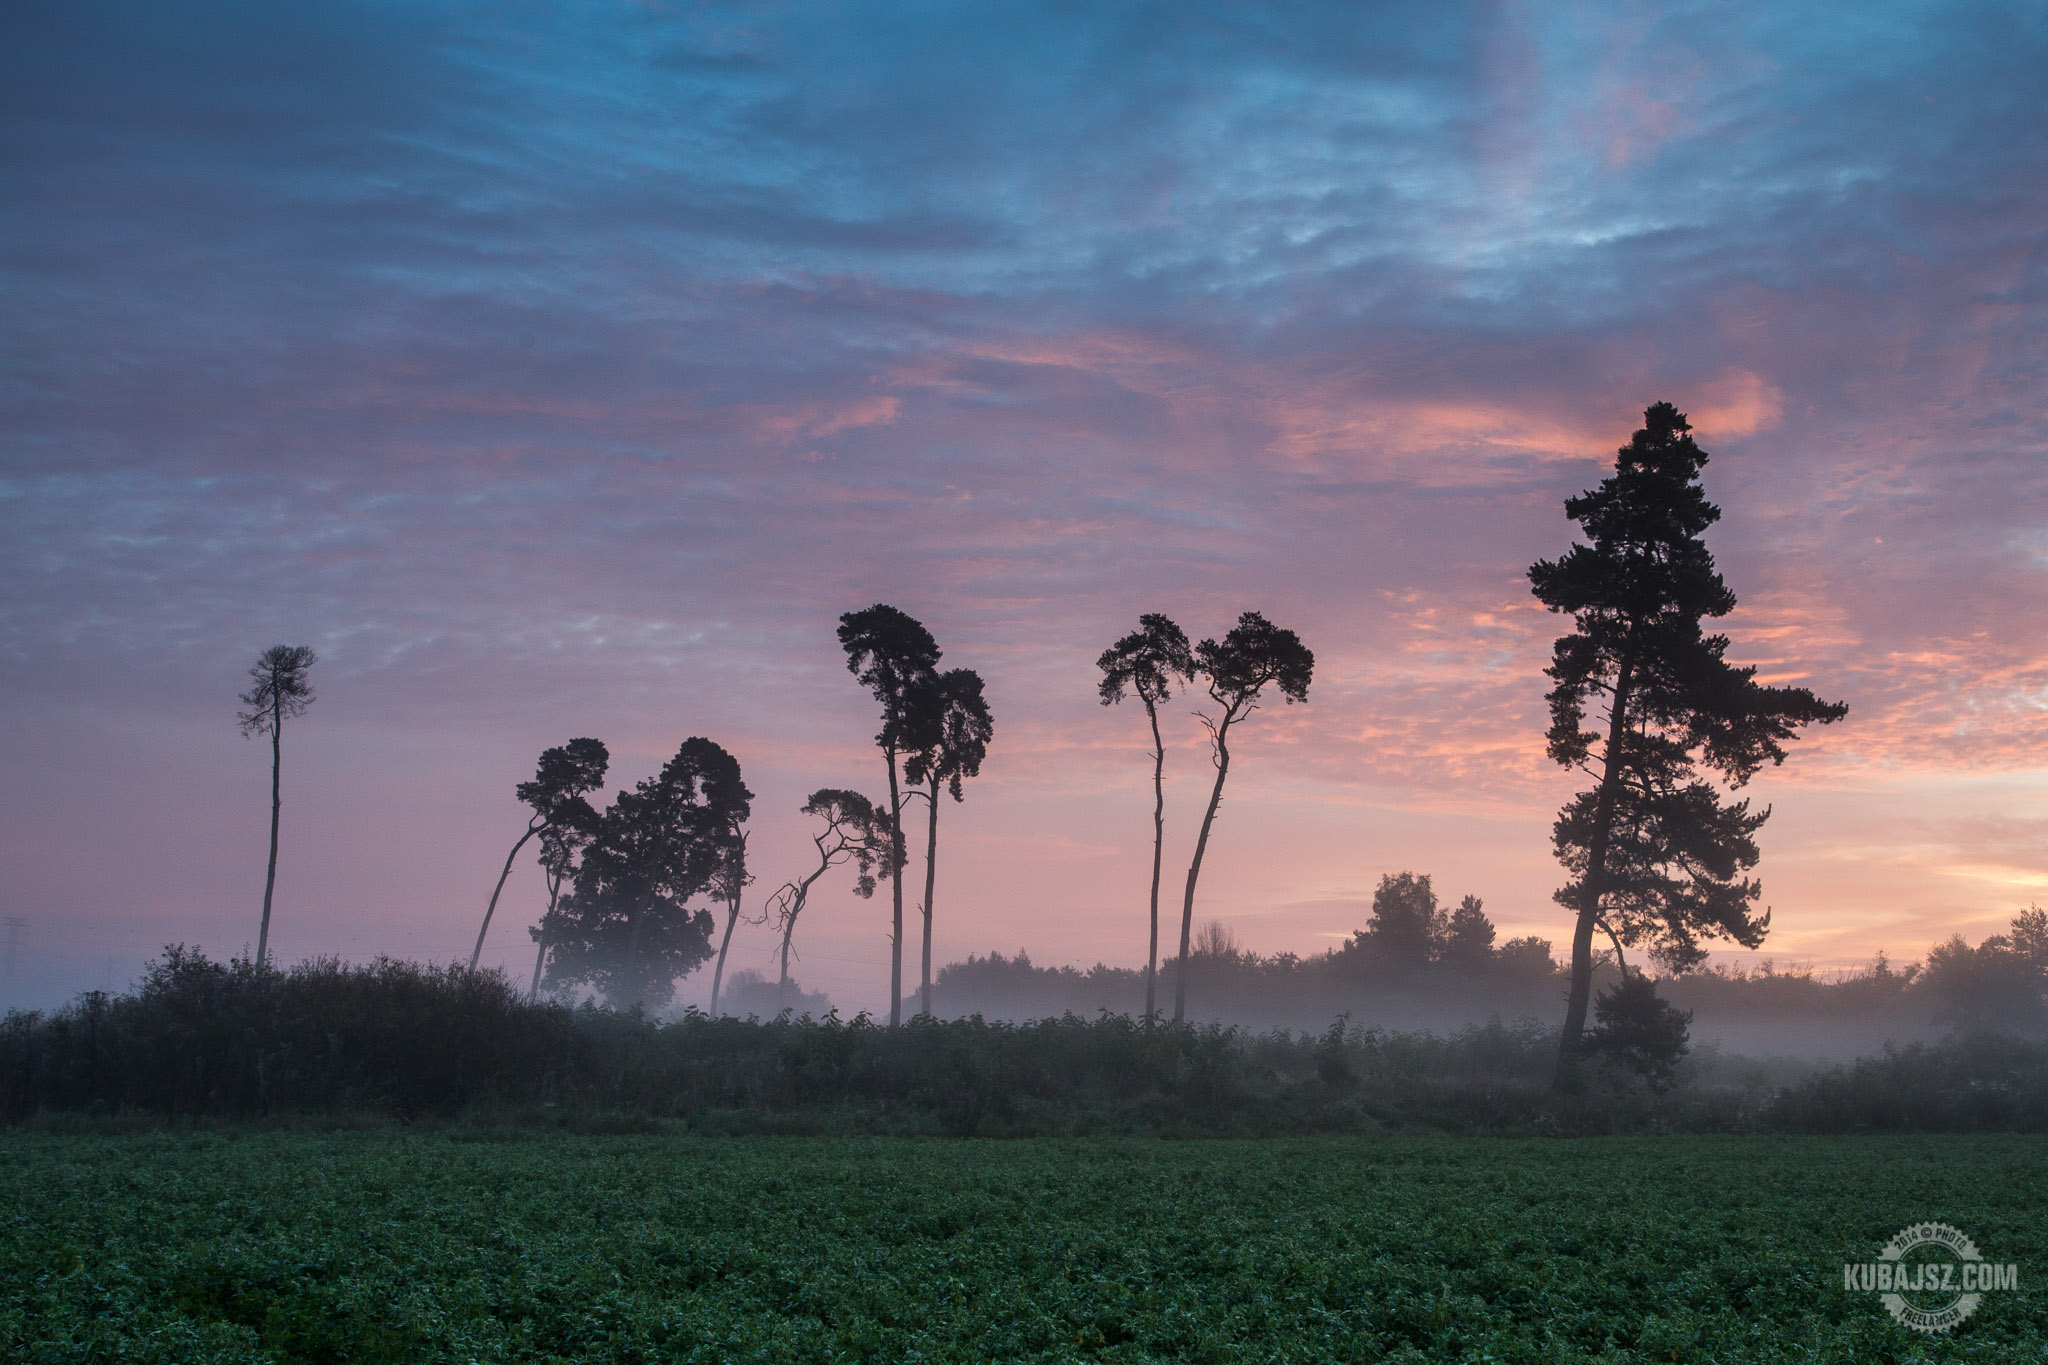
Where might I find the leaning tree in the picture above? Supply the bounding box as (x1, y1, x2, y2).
(1174, 611, 1313, 1023)
(1096, 613, 1196, 1021)
(471, 738, 608, 972)
(902, 667, 993, 1018)
(1529, 401, 1846, 1089)
(527, 799, 600, 1002)
(765, 789, 899, 1012)
(236, 644, 317, 968)
(836, 604, 941, 1026)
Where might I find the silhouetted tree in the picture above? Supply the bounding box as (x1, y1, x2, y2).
(903, 668, 993, 1018)
(1365, 872, 1444, 969)
(1175, 611, 1313, 1022)
(544, 737, 751, 1011)
(2011, 906, 2048, 973)
(1096, 613, 1196, 1021)
(1439, 895, 1497, 971)
(1922, 907, 2048, 1036)
(528, 800, 599, 1002)
(837, 605, 941, 1026)
(236, 644, 317, 968)
(766, 789, 898, 1011)
(471, 738, 608, 972)
(1530, 402, 1846, 1088)
(1495, 935, 1560, 979)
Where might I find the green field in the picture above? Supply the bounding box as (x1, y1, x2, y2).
(3, 1132, 2042, 1362)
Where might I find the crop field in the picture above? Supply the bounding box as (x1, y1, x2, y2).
(2, 1131, 2043, 1362)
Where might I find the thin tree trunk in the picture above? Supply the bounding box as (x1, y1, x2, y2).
(1145, 700, 1165, 1025)
(256, 702, 283, 968)
(1554, 654, 1636, 1091)
(885, 742, 903, 1027)
(777, 863, 828, 1012)
(920, 776, 940, 1018)
(472, 821, 540, 972)
(528, 930, 548, 1003)
(1173, 716, 1233, 1023)
(625, 905, 646, 1009)
(529, 869, 563, 1003)
(710, 896, 741, 1016)
(778, 909, 797, 1010)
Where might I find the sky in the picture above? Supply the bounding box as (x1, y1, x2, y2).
(3, 0, 2046, 1014)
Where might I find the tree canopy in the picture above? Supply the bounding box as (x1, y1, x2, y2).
(837, 603, 942, 1026)
(1174, 610, 1314, 1022)
(1097, 613, 1196, 711)
(237, 643, 317, 968)
(542, 737, 751, 1011)
(1097, 612, 1197, 1022)
(1529, 402, 1846, 1085)
(473, 737, 609, 972)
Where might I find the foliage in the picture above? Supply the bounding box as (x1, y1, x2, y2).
(1175, 610, 1314, 1022)
(235, 643, 318, 969)
(234, 644, 317, 739)
(1096, 613, 1197, 711)
(765, 789, 898, 1009)
(901, 666, 995, 1015)
(1765, 1033, 2048, 1132)
(1360, 871, 1446, 968)
(1529, 402, 1846, 1080)
(542, 738, 751, 1010)
(1440, 894, 1497, 970)
(902, 668, 994, 803)
(1582, 972, 1693, 1093)
(1919, 925, 2048, 1037)
(474, 737, 609, 971)
(719, 969, 831, 1020)
(7, 942, 2043, 1137)
(1096, 612, 1197, 1021)
(7, 1131, 2048, 1362)
(9, 910, 2048, 1135)
(838, 603, 943, 1026)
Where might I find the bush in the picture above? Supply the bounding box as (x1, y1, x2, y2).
(1583, 973, 1692, 1093)
(10, 946, 2048, 1135)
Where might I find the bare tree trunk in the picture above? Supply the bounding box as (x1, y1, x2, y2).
(778, 912, 796, 1010)
(256, 702, 283, 968)
(919, 777, 941, 1018)
(776, 863, 829, 1013)
(1144, 700, 1165, 1025)
(710, 892, 742, 1016)
(625, 905, 646, 1009)
(529, 867, 564, 1003)
(472, 821, 540, 972)
(1173, 717, 1233, 1024)
(885, 743, 904, 1027)
(1554, 654, 1635, 1091)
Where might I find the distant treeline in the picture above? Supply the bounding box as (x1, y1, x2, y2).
(925, 886, 2048, 1054)
(5, 925, 2048, 1134)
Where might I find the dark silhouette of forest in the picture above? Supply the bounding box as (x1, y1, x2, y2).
(5, 903, 2047, 1132)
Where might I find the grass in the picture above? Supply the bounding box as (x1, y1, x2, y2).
(3, 1131, 2044, 1362)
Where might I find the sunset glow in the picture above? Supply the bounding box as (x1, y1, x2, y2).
(4, 1, 2045, 1014)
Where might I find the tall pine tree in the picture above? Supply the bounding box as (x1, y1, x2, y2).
(1529, 403, 1846, 1088)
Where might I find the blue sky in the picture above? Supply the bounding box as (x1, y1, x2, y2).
(3, 0, 2046, 1010)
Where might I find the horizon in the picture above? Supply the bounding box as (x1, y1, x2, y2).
(5, 1, 2047, 1016)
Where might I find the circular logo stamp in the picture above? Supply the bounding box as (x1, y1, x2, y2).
(1843, 1221, 2018, 1333)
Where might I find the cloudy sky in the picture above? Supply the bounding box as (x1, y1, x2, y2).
(3, 0, 2045, 1012)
